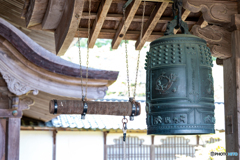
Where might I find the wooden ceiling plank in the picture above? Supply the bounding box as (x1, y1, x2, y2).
(111, 0, 142, 49)
(55, 0, 84, 56)
(135, 2, 169, 50)
(88, 0, 113, 48)
(174, 9, 191, 34)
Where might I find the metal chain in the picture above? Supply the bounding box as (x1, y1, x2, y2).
(77, 0, 91, 101)
(123, 9, 131, 99)
(133, 0, 145, 99)
(78, 29, 84, 97)
(124, 1, 146, 100)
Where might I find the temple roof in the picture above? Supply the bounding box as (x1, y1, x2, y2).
(0, 18, 119, 121)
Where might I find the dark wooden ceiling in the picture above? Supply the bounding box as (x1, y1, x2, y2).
(0, 0, 204, 55)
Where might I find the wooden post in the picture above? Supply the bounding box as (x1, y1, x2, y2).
(103, 131, 108, 160)
(223, 14, 240, 159)
(150, 135, 155, 160)
(52, 130, 57, 160)
(6, 118, 20, 160)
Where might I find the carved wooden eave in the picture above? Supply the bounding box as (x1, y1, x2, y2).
(183, 0, 238, 25)
(191, 25, 231, 59)
(0, 18, 119, 121)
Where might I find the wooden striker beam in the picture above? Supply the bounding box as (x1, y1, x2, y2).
(49, 100, 141, 116)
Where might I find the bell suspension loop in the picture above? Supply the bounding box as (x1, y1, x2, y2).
(77, 0, 91, 119)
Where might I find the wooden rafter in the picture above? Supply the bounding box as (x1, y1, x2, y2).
(135, 2, 169, 50)
(111, 0, 142, 49)
(88, 0, 112, 48)
(174, 9, 191, 34)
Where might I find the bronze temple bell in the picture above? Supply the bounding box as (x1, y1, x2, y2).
(145, 0, 215, 135)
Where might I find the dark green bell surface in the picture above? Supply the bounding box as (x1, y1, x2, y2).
(145, 33, 215, 135)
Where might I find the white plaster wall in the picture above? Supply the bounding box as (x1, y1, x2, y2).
(56, 131, 103, 160)
(20, 131, 53, 160)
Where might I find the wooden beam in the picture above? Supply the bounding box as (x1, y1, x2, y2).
(223, 29, 240, 157)
(81, 12, 197, 24)
(75, 28, 164, 41)
(174, 9, 191, 34)
(88, 0, 113, 48)
(135, 2, 169, 50)
(111, 0, 142, 49)
(55, 0, 84, 56)
(42, 0, 65, 30)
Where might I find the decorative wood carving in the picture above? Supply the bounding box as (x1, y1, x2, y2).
(19, 97, 34, 110)
(55, 0, 84, 56)
(0, 68, 38, 96)
(183, 0, 238, 25)
(42, 0, 65, 30)
(191, 24, 231, 59)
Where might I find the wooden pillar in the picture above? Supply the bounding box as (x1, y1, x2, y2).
(52, 130, 57, 160)
(223, 14, 240, 159)
(103, 131, 108, 160)
(0, 87, 33, 160)
(150, 135, 155, 160)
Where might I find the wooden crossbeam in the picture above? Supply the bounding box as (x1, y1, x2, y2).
(75, 28, 164, 41)
(81, 12, 197, 24)
(111, 0, 142, 49)
(135, 2, 169, 50)
(174, 9, 191, 34)
(88, 0, 112, 48)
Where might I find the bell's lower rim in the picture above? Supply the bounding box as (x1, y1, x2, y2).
(147, 128, 215, 135)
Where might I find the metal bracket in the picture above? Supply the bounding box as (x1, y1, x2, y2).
(164, 0, 190, 35)
(53, 100, 58, 115)
(81, 97, 88, 119)
(129, 98, 136, 121)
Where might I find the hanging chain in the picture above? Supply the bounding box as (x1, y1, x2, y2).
(85, 0, 91, 100)
(77, 0, 91, 101)
(123, 9, 131, 99)
(124, 1, 146, 100)
(133, 0, 145, 99)
(78, 30, 84, 97)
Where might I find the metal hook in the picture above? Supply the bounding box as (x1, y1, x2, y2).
(81, 96, 88, 119)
